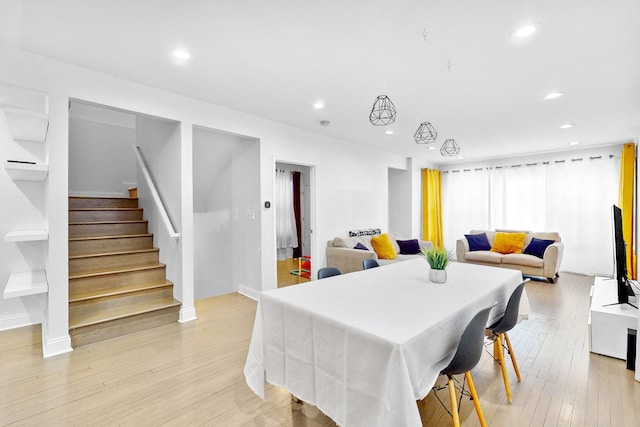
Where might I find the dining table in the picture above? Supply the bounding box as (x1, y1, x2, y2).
(244, 259, 526, 426)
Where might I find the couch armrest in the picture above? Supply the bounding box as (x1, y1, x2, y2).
(326, 247, 377, 274)
(456, 238, 469, 262)
(542, 242, 564, 278)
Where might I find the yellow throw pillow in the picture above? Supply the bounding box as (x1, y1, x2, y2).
(371, 233, 397, 260)
(491, 232, 527, 254)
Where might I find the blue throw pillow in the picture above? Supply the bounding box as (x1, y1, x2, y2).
(524, 237, 555, 259)
(397, 239, 421, 255)
(353, 242, 369, 250)
(465, 233, 491, 251)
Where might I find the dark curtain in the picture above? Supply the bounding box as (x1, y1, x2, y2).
(292, 171, 302, 259)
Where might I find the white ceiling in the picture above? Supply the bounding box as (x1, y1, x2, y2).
(12, 0, 640, 164)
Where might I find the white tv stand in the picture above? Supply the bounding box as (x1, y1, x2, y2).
(589, 276, 638, 360)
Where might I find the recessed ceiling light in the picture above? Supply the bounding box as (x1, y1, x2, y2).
(514, 24, 537, 38)
(569, 141, 580, 146)
(559, 123, 575, 129)
(457, 156, 465, 159)
(313, 102, 325, 109)
(385, 130, 394, 135)
(172, 49, 191, 60)
(544, 92, 564, 100)
(427, 146, 436, 150)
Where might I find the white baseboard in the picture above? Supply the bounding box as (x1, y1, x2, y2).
(42, 333, 73, 358)
(0, 310, 43, 332)
(239, 285, 260, 301)
(179, 306, 197, 323)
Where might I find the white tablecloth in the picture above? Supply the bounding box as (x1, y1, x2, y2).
(244, 260, 524, 426)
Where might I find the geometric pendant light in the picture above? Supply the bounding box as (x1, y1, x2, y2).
(369, 95, 397, 126)
(440, 138, 461, 156)
(414, 122, 438, 144)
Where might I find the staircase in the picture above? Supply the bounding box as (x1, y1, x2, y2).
(68, 195, 181, 347)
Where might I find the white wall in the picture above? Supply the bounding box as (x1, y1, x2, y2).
(193, 128, 260, 300)
(388, 167, 412, 239)
(135, 115, 189, 318)
(0, 44, 407, 353)
(69, 113, 136, 196)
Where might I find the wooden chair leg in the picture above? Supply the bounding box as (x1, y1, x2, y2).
(496, 333, 512, 403)
(503, 332, 521, 382)
(465, 371, 487, 427)
(447, 377, 460, 427)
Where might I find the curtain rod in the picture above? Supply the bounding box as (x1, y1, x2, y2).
(442, 154, 615, 174)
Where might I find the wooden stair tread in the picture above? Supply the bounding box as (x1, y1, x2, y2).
(69, 233, 153, 242)
(69, 263, 166, 280)
(69, 196, 138, 200)
(67, 195, 177, 347)
(69, 295, 181, 329)
(70, 281, 174, 303)
(69, 208, 142, 211)
(69, 247, 159, 260)
(69, 220, 148, 225)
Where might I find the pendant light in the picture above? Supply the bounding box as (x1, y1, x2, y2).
(414, 122, 438, 144)
(440, 138, 461, 156)
(369, 95, 396, 126)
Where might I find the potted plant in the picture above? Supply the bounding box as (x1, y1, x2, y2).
(421, 246, 449, 283)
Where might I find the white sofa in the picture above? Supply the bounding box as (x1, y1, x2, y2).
(326, 233, 432, 274)
(456, 230, 563, 283)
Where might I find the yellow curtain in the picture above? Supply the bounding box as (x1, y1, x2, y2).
(422, 168, 443, 247)
(619, 143, 636, 279)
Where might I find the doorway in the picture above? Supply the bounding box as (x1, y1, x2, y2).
(275, 161, 314, 287)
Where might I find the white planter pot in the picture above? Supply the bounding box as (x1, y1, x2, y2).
(429, 268, 447, 283)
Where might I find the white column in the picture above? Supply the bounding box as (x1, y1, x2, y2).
(43, 91, 72, 357)
(178, 122, 196, 322)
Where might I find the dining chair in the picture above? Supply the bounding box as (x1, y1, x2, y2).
(362, 258, 380, 270)
(486, 279, 530, 403)
(437, 304, 494, 427)
(317, 267, 341, 279)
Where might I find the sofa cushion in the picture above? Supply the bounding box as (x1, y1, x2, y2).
(353, 242, 369, 251)
(465, 250, 502, 264)
(396, 239, 421, 255)
(524, 237, 555, 259)
(502, 253, 544, 268)
(491, 232, 527, 254)
(371, 233, 397, 260)
(387, 233, 401, 253)
(465, 233, 491, 251)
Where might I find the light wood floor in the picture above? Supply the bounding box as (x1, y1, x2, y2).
(277, 257, 311, 287)
(1, 272, 640, 426)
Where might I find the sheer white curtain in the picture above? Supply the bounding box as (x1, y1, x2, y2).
(442, 154, 620, 275)
(442, 168, 490, 253)
(275, 170, 299, 260)
(545, 158, 619, 275)
(490, 165, 545, 231)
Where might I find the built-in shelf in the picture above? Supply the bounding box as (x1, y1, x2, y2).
(4, 230, 49, 242)
(4, 160, 49, 181)
(3, 270, 48, 298)
(2, 106, 49, 143)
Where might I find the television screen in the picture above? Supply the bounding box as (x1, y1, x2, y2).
(612, 205, 635, 305)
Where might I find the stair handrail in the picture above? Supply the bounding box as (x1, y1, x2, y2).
(132, 144, 180, 239)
